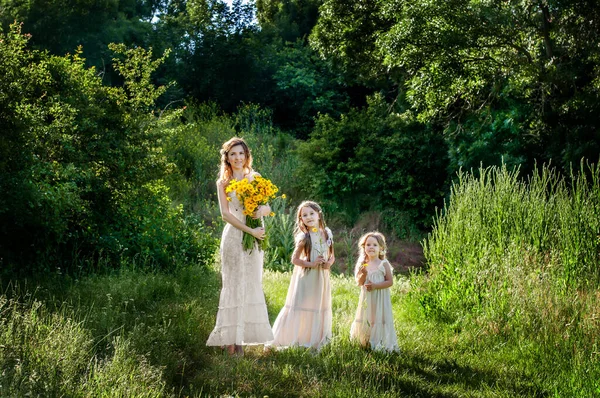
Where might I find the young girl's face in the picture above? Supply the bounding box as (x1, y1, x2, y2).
(227, 144, 246, 171)
(300, 206, 320, 230)
(364, 236, 381, 260)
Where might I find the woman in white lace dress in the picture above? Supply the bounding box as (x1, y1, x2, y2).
(269, 201, 334, 350)
(350, 231, 399, 352)
(206, 137, 274, 356)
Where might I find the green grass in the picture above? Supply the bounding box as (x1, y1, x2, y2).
(2, 162, 599, 396)
(2, 262, 591, 397)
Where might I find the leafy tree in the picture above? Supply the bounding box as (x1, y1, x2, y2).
(256, 0, 323, 42)
(0, 0, 159, 74)
(297, 95, 448, 229)
(267, 39, 350, 137)
(0, 23, 217, 273)
(310, 0, 600, 171)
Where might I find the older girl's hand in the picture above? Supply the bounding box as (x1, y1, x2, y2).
(315, 255, 326, 267)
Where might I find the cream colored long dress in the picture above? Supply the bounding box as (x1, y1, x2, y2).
(206, 189, 273, 346)
(350, 260, 399, 352)
(269, 228, 333, 350)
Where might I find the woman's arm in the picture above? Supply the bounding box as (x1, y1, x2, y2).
(216, 180, 264, 239)
(253, 204, 272, 218)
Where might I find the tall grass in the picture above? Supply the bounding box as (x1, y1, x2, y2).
(264, 198, 296, 272)
(418, 160, 600, 396)
(1, 260, 592, 397)
(0, 292, 166, 397)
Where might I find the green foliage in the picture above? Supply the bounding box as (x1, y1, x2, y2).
(297, 94, 448, 230)
(271, 39, 350, 137)
(310, 0, 600, 173)
(0, 295, 166, 397)
(0, 0, 159, 81)
(416, 161, 600, 395)
(5, 263, 596, 397)
(256, 0, 323, 42)
(263, 198, 296, 272)
(0, 24, 217, 273)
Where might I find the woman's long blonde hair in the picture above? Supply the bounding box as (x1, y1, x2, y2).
(295, 200, 333, 260)
(218, 137, 253, 181)
(354, 231, 387, 276)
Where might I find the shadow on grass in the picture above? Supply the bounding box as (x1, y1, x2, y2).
(194, 340, 550, 398)
(0, 267, 551, 398)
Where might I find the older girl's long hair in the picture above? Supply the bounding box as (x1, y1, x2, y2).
(354, 231, 387, 276)
(218, 137, 253, 181)
(295, 200, 333, 260)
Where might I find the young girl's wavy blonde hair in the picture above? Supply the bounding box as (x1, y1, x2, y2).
(295, 200, 333, 260)
(354, 231, 387, 276)
(218, 137, 253, 181)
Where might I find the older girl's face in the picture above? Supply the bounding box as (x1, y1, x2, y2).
(300, 206, 320, 230)
(364, 236, 381, 259)
(227, 144, 246, 171)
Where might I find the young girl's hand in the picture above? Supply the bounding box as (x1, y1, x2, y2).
(364, 282, 373, 291)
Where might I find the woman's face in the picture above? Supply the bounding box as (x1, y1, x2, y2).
(227, 144, 246, 171)
(300, 206, 320, 230)
(364, 236, 381, 259)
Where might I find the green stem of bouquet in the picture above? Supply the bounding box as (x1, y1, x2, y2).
(243, 216, 268, 252)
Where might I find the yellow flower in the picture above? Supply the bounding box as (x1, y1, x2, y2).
(362, 263, 368, 268)
(311, 227, 318, 233)
(226, 197, 232, 202)
(282, 194, 287, 199)
(269, 211, 275, 217)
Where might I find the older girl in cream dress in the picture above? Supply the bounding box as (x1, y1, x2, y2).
(269, 201, 334, 350)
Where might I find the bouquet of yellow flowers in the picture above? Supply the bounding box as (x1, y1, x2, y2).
(226, 176, 281, 252)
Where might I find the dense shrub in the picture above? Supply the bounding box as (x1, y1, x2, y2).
(296, 94, 448, 231)
(0, 24, 217, 273)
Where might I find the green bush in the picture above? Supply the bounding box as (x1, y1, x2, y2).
(0, 24, 217, 273)
(296, 94, 448, 231)
(263, 198, 296, 272)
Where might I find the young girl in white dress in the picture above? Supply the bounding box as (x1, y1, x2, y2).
(350, 231, 399, 352)
(206, 137, 274, 356)
(269, 201, 334, 350)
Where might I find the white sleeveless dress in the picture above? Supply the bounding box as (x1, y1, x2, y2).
(269, 229, 333, 350)
(350, 260, 399, 352)
(206, 189, 273, 346)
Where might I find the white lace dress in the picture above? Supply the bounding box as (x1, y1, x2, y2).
(206, 189, 273, 346)
(269, 228, 333, 350)
(350, 260, 399, 352)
